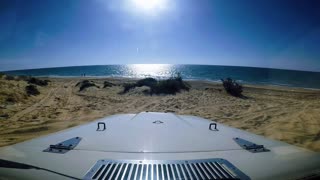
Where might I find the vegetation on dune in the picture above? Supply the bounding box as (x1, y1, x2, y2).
(27, 77, 50, 86)
(25, 85, 40, 96)
(121, 73, 190, 95)
(136, 78, 158, 87)
(6, 96, 16, 103)
(4, 74, 15, 81)
(0, 74, 51, 101)
(1, 73, 49, 86)
(0, 114, 9, 119)
(152, 75, 190, 95)
(103, 81, 116, 88)
(0, 78, 29, 105)
(76, 80, 100, 91)
(221, 78, 243, 97)
(122, 83, 136, 93)
(14, 75, 30, 81)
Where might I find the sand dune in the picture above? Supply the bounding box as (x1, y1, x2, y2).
(0, 77, 320, 151)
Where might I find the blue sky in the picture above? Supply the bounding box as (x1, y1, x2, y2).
(0, 0, 320, 71)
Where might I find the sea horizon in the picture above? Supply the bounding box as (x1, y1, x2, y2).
(2, 64, 320, 73)
(2, 64, 320, 89)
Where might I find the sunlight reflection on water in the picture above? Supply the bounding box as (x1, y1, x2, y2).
(125, 64, 175, 78)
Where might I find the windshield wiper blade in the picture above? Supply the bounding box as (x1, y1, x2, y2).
(0, 159, 80, 179)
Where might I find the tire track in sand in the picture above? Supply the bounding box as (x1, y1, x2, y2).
(8, 80, 74, 122)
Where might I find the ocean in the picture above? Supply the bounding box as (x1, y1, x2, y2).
(3, 64, 320, 89)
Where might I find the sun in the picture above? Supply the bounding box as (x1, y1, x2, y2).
(130, 0, 167, 13)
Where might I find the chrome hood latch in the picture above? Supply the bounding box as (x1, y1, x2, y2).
(233, 137, 270, 153)
(43, 136, 82, 154)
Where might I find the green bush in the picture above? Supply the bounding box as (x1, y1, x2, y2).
(221, 78, 243, 97)
(122, 83, 136, 93)
(6, 96, 16, 103)
(25, 85, 40, 96)
(4, 75, 15, 80)
(136, 78, 157, 87)
(103, 81, 116, 88)
(76, 80, 99, 91)
(121, 74, 190, 95)
(152, 78, 190, 95)
(27, 77, 49, 86)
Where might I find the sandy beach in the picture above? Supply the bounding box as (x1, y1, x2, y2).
(0, 77, 320, 152)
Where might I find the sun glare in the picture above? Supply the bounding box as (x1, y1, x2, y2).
(128, 64, 172, 78)
(130, 0, 168, 14)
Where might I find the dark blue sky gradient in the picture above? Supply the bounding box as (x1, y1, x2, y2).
(0, 0, 320, 71)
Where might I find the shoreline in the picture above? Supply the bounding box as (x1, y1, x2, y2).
(0, 76, 320, 151)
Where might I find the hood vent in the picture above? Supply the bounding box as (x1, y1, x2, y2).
(83, 159, 250, 180)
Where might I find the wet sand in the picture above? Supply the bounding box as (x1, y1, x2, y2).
(0, 77, 320, 151)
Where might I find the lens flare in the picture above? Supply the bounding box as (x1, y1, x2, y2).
(128, 64, 172, 78)
(130, 0, 168, 14)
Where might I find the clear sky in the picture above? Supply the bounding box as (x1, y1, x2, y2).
(0, 0, 320, 71)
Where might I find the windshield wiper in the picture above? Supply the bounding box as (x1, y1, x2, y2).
(0, 159, 80, 179)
